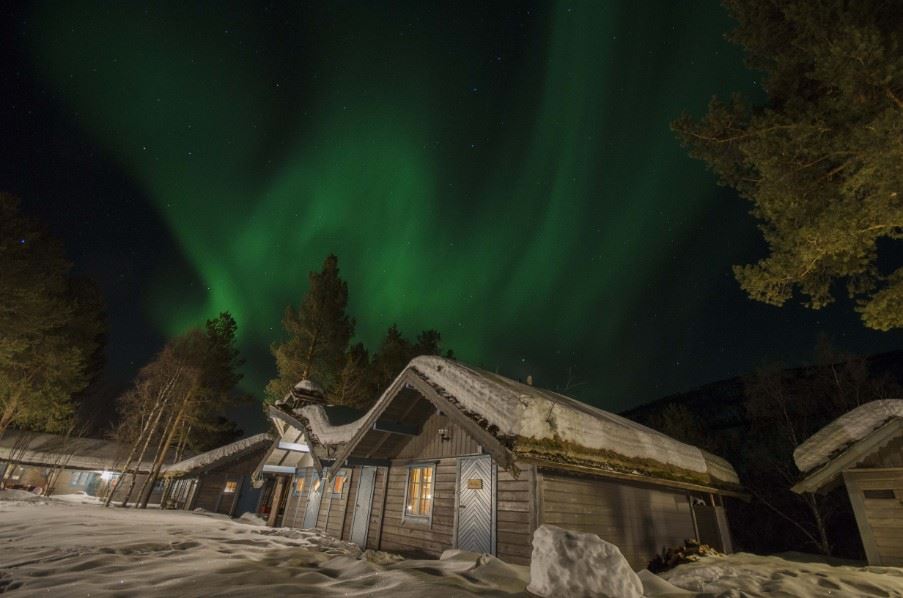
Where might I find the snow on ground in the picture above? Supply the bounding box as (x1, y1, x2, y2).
(660, 552, 903, 597)
(2, 490, 903, 597)
(0, 490, 529, 597)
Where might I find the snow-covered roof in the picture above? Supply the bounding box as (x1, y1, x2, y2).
(0, 430, 144, 472)
(294, 405, 360, 446)
(793, 400, 903, 473)
(164, 433, 272, 477)
(332, 356, 739, 489)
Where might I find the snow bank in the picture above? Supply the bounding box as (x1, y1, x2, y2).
(661, 552, 903, 597)
(164, 433, 272, 476)
(527, 524, 642, 598)
(794, 399, 903, 473)
(410, 357, 739, 486)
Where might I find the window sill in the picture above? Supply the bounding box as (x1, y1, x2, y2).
(401, 516, 431, 528)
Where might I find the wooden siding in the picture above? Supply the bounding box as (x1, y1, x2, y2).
(283, 467, 315, 529)
(844, 468, 903, 566)
(378, 458, 458, 556)
(340, 466, 361, 541)
(190, 449, 269, 515)
(395, 412, 481, 460)
(367, 466, 389, 549)
(496, 465, 535, 565)
(540, 472, 696, 569)
(317, 468, 352, 537)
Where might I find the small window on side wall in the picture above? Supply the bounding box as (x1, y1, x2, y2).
(863, 489, 895, 500)
(223, 480, 238, 494)
(404, 464, 435, 522)
(332, 471, 348, 495)
(294, 476, 305, 496)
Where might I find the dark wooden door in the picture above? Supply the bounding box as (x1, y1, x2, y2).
(350, 466, 376, 547)
(457, 455, 493, 554)
(303, 470, 323, 529)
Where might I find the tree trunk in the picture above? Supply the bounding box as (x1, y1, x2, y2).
(137, 389, 194, 509)
(114, 372, 180, 507)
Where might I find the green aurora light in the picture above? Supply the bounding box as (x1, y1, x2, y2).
(26, 1, 764, 406)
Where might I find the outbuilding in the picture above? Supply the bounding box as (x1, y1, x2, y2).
(161, 433, 272, 517)
(267, 357, 741, 568)
(792, 400, 903, 566)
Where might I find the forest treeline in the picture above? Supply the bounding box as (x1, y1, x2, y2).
(0, 193, 448, 501)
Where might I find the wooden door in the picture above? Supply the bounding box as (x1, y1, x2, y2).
(457, 455, 493, 554)
(303, 470, 323, 529)
(350, 466, 377, 547)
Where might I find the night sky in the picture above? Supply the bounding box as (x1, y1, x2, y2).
(4, 1, 903, 432)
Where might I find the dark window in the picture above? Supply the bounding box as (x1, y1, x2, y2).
(863, 489, 895, 500)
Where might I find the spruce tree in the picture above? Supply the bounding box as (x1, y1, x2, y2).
(673, 1, 903, 329)
(0, 194, 104, 437)
(266, 255, 354, 402)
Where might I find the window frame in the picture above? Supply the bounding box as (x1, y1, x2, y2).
(402, 462, 437, 527)
(293, 473, 306, 497)
(331, 469, 349, 497)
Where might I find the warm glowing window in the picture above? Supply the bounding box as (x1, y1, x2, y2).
(294, 477, 305, 496)
(405, 465, 434, 518)
(223, 480, 238, 494)
(332, 473, 347, 495)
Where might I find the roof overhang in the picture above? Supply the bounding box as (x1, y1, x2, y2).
(792, 418, 903, 494)
(326, 368, 516, 479)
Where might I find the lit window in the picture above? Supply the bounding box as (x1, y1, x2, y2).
(332, 473, 347, 495)
(294, 476, 305, 496)
(9, 466, 24, 481)
(223, 480, 238, 494)
(405, 465, 434, 519)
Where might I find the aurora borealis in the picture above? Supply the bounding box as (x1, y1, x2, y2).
(5, 1, 903, 425)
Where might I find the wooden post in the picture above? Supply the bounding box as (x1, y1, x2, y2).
(268, 476, 286, 527)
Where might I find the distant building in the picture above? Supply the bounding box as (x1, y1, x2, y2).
(793, 400, 903, 566)
(257, 357, 742, 568)
(0, 430, 162, 503)
(161, 433, 272, 517)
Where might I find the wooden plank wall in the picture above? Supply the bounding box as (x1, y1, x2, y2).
(339, 466, 361, 541)
(318, 467, 352, 537)
(395, 413, 480, 460)
(540, 472, 696, 569)
(844, 468, 903, 566)
(379, 457, 458, 556)
(282, 467, 314, 529)
(366, 466, 389, 549)
(496, 465, 534, 565)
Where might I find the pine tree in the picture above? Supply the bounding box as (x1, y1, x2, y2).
(369, 326, 447, 396)
(330, 343, 371, 408)
(673, 1, 903, 330)
(0, 194, 104, 438)
(109, 312, 245, 508)
(266, 255, 354, 402)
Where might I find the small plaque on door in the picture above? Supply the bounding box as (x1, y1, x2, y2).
(467, 478, 483, 489)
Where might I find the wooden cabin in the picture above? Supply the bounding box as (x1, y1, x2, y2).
(254, 399, 363, 528)
(161, 433, 272, 517)
(263, 357, 742, 568)
(0, 430, 163, 502)
(793, 400, 903, 566)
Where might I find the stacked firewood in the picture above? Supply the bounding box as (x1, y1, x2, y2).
(647, 539, 722, 573)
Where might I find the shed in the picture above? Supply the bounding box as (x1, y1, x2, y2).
(162, 433, 272, 517)
(792, 400, 903, 566)
(268, 357, 741, 568)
